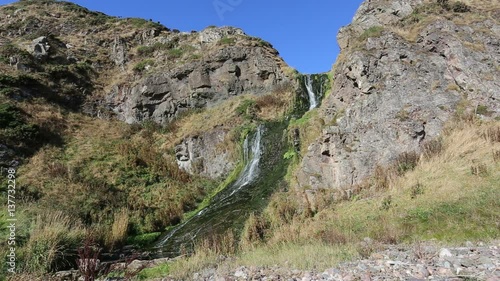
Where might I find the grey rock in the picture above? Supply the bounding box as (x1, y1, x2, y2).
(439, 248, 453, 259)
(297, 0, 499, 191)
(175, 129, 235, 179)
(199, 26, 245, 43)
(31, 36, 50, 58)
(234, 269, 247, 278)
(53, 270, 80, 281)
(111, 36, 127, 68)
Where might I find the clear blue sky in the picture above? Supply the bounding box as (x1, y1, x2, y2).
(0, 0, 364, 73)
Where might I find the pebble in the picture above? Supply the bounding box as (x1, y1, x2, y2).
(439, 248, 453, 258)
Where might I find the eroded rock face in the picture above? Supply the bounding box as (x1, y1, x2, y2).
(199, 26, 245, 43)
(107, 44, 289, 124)
(175, 128, 235, 179)
(297, 0, 500, 190)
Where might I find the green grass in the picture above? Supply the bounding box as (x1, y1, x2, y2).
(402, 183, 499, 241)
(167, 48, 184, 59)
(235, 99, 257, 119)
(126, 232, 162, 247)
(137, 263, 170, 280)
(236, 243, 357, 270)
(218, 36, 236, 45)
(136, 41, 179, 57)
(358, 26, 384, 41)
(133, 59, 155, 72)
(127, 17, 163, 29)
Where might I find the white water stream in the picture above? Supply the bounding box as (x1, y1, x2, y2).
(229, 125, 263, 196)
(305, 74, 318, 110)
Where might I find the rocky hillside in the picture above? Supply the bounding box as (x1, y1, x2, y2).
(0, 0, 297, 173)
(0, 0, 498, 280)
(295, 0, 499, 194)
(0, 0, 300, 276)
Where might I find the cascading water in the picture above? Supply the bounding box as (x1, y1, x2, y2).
(304, 74, 318, 110)
(229, 126, 262, 196)
(154, 126, 264, 256)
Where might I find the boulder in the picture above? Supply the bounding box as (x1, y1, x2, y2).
(31, 36, 50, 58)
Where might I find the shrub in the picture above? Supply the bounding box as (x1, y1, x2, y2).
(380, 195, 393, 211)
(450, 1, 470, 12)
(0, 103, 40, 147)
(476, 105, 491, 116)
(133, 59, 155, 72)
(167, 48, 184, 59)
(137, 45, 155, 56)
(137, 40, 180, 57)
(410, 182, 424, 199)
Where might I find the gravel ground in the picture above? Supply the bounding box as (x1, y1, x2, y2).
(154, 241, 499, 281)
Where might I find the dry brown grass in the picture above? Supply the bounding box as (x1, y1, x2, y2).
(21, 211, 85, 273)
(106, 208, 130, 250)
(167, 230, 238, 280)
(389, 0, 499, 43)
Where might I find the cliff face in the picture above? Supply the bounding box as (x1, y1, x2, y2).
(296, 0, 499, 191)
(106, 27, 292, 125)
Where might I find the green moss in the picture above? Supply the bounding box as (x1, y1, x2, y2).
(283, 149, 297, 160)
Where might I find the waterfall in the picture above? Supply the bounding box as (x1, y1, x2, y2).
(229, 125, 263, 196)
(305, 74, 317, 110)
(243, 135, 249, 163)
(155, 125, 264, 251)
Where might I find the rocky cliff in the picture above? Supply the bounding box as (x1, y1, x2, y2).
(106, 26, 292, 125)
(296, 0, 499, 192)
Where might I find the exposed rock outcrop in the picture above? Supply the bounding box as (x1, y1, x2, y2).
(106, 37, 290, 124)
(297, 0, 500, 190)
(31, 36, 50, 59)
(175, 128, 235, 179)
